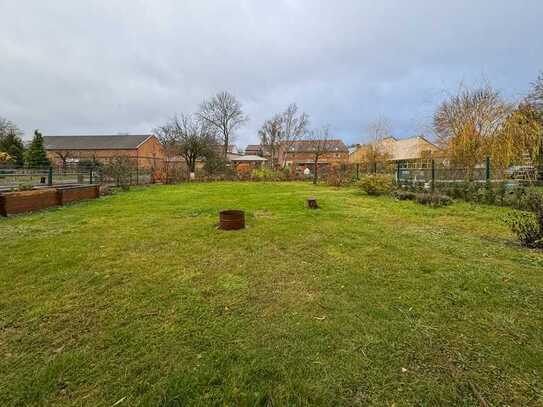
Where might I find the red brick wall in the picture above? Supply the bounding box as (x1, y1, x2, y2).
(46, 136, 165, 170)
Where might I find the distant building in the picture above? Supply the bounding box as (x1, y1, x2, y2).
(281, 140, 349, 172)
(44, 134, 164, 169)
(212, 144, 239, 156)
(227, 153, 267, 173)
(245, 144, 271, 158)
(245, 139, 349, 171)
(350, 136, 442, 168)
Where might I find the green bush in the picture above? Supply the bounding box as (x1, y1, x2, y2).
(414, 193, 453, 208)
(391, 190, 417, 201)
(251, 167, 284, 181)
(17, 183, 33, 191)
(506, 211, 543, 249)
(522, 190, 543, 212)
(496, 182, 508, 206)
(358, 174, 394, 196)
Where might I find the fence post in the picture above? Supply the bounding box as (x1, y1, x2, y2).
(89, 167, 93, 184)
(431, 159, 435, 192)
(396, 162, 401, 184)
(485, 156, 491, 182)
(373, 162, 377, 174)
(47, 167, 53, 186)
(356, 163, 359, 180)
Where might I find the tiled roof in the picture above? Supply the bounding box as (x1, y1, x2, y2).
(286, 139, 348, 153)
(228, 154, 267, 162)
(351, 136, 441, 162)
(387, 136, 440, 161)
(44, 134, 154, 150)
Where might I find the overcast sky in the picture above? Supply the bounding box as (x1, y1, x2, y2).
(1, 0, 542, 147)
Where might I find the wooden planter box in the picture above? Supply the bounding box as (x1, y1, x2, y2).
(0, 185, 100, 216)
(57, 185, 99, 206)
(0, 189, 59, 216)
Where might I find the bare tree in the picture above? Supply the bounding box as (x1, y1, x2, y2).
(101, 156, 135, 190)
(258, 113, 282, 168)
(155, 114, 216, 177)
(304, 125, 335, 184)
(0, 117, 18, 136)
(280, 103, 309, 168)
(367, 115, 392, 141)
(527, 72, 543, 113)
(433, 85, 512, 178)
(55, 151, 72, 171)
(364, 116, 393, 168)
(197, 91, 248, 159)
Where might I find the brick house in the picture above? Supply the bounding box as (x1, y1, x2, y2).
(44, 134, 164, 169)
(245, 144, 272, 158)
(245, 140, 349, 171)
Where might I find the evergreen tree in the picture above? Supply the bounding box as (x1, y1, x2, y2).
(0, 129, 25, 166)
(25, 130, 50, 168)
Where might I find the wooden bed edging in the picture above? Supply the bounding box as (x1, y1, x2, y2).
(0, 185, 100, 216)
(56, 185, 100, 206)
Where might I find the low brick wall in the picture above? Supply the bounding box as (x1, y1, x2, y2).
(0, 185, 100, 216)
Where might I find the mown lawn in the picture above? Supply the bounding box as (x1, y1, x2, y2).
(1, 182, 542, 406)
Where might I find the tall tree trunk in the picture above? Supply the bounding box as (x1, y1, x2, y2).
(224, 132, 229, 160)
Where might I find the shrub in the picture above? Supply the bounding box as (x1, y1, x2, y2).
(101, 156, 135, 190)
(522, 190, 543, 213)
(17, 183, 33, 191)
(496, 182, 508, 206)
(391, 190, 416, 201)
(506, 211, 543, 249)
(358, 174, 394, 196)
(510, 186, 527, 209)
(415, 193, 453, 208)
(203, 154, 231, 176)
(326, 164, 353, 187)
(482, 181, 496, 205)
(251, 167, 283, 181)
(0, 151, 12, 163)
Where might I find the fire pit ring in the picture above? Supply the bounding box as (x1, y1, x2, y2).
(219, 210, 245, 230)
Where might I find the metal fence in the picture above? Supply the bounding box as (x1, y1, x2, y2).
(353, 157, 542, 187)
(0, 164, 155, 192)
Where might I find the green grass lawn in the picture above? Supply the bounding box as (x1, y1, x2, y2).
(1, 182, 542, 406)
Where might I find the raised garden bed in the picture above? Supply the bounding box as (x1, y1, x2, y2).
(57, 185, 100, 206)
(0, 185, 100, 216)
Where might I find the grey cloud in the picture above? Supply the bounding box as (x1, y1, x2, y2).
(1, 0, 542, 146)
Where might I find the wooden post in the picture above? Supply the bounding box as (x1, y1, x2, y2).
(485, 156, 491, 182)
(89, 167, 93, 184)
(47, 167, 53, 186)
(431, 159, 435, 192)
(396, 162, 401, 184)
(356, 163, 360, 180)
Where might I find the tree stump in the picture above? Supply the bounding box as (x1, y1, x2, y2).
(307, 197, 318, 209)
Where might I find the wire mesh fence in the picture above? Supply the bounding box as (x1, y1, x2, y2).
(2, 156, 540, 192)
(352, 158, 542, 187)
(0, 162, 158, 192)
(0, 166, 90, 191)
